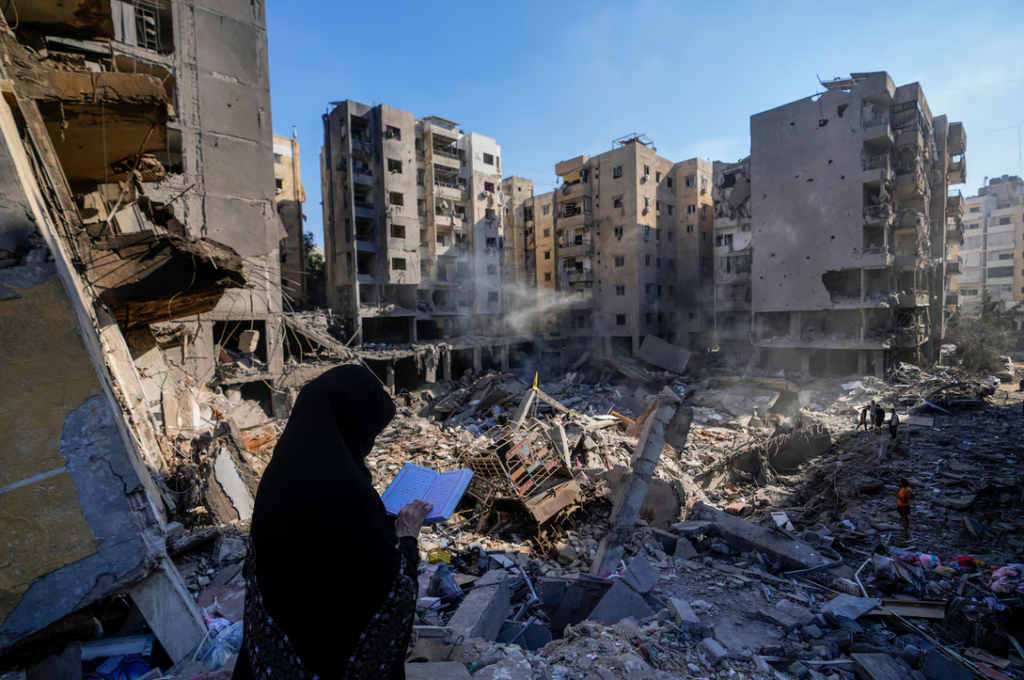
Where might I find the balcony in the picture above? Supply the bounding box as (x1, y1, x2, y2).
(863, 203, 893, 225)
(894, 248, 921, 269)
(558, 210, 588, 230)
(946, 256, 962, 274)
(431, 147, 460, 168)
(863, 117, 893, 146)
(948, 156, 966, 185)
(559, 236, 594, 258)
(434, 181, 465, 200)
(861, 153, 893, 182)
(354, 201, 376, 218)
(856, 245, 895, 268)
(353, 168, 374, 186)
(351, 134, 374, 154)
(892, 327, 927, 348)
(716, 327, 751, 341)
(565, 295, 595, 309)
(715, 299, 752, 313)
(947, 189, 964, 217)
(948, 122, 966, 156)
(897, 292, 930, 307)
(895, 127, 924, 150)
(946, 220, 963, 243)
(946, 293, 959, 306)
(557, 181, 586, 202)
(566, 269, 593, 283)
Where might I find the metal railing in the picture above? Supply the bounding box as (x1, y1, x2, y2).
(566, 269, 593, 282)
(433, 148, 459, 160)
(560, 205, 582, 218)
(355, 233, 375, 242)
(863, 204, 892, 222)
(862, 154, 891, 171)
(354, 201, 375, 211)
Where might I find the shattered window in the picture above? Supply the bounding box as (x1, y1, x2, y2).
(616, 286, 625, 296)
(616, 314, 626, 325)
(545, 272, 552, 281)
(614, 256, 625, 267)
(613, 166, 623, 179)
(613, 197, 624, 208)
(483, 153, 494, 165)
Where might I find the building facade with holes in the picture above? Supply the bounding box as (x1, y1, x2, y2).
(749, 72, 967, 377)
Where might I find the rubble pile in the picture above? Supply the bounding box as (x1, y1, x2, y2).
(8, 338, 1024, 680)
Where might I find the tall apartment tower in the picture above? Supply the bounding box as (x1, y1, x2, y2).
(503, 176, 538, 334)
(275, 134, 307, 305)
(18, 0, 285, 391)
(321, 103, 507, 343)
(959, 175, 1024, 313)
(711, 158, 753, 356)
(750, 72, 967, 377)
(528, 136, 713, 355)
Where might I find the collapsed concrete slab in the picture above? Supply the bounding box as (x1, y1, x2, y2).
(84, 232, 247, 332)
(587, 580, 654, 625)
(637, 335, 694, 375)
(446, 570, 510, 642)
(690, 502, 830, 571)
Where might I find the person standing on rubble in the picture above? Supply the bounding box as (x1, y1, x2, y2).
(897, 478, 914, 539)
(858, 405, 869, 431)
(873, 401, 885, 434)
(233, 365, 431, 680)
(889, 408, 900, 439)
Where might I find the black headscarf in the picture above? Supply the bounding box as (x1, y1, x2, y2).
(239, 365, 401, 677)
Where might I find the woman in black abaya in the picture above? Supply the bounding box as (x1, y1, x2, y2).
(232, 365, 431, 680)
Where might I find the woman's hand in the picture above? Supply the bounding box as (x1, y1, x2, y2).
(395, 500, 433, 538)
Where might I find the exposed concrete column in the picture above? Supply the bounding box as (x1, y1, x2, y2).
(472, 346, 482, 373)
(874, 351, 885, 378)
(858, 350, 868, 376)
(603, 336, 612, 356)
(385, 362, 395, 394)
(409, 317, 417, 342)
(425, 353, 437, 384)
(632, 334, 641, 357)
(591, 389, 683, 577)
(860, 269, 866, 302)
(442, 350, 452, 382)
(800, 353, 811, 376)
(790, 312, 801, 339)
(500, 344, 510, 372)
(127, 557, 206, 663)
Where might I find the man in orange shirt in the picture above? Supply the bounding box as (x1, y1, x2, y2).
(897, 478, 914, 539)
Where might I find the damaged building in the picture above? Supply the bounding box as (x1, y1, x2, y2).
(711, 157, 753, 357)
(321, 102, 511, 344)
(0, 0, 336, 663)
(523, 136, 716, 356)
(750, 72, 967, 377)
(274, 133, 307, 305)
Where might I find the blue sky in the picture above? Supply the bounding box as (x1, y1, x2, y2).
(267, 0, 1024, 247)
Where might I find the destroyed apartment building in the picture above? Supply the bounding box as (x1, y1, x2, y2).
(749, 71, 967, 377)
(0, 0, 363, 665)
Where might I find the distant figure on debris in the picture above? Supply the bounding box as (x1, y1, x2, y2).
(897, 478, 914, 539)
(1018, 377, 1023, 392)
(889, 408, 900, 439)
(233, 365, 428, 680)
(858, 406, 869, 431)
(874, 403, 885, 434)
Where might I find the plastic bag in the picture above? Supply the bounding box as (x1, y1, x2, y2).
(197, 620, 244, 671)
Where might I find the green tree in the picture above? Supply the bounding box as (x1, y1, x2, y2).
(950, 290, 1012, 372)
(303, 231, 326, 307)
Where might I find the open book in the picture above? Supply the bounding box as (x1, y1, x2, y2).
(381, 464, 474, 525)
